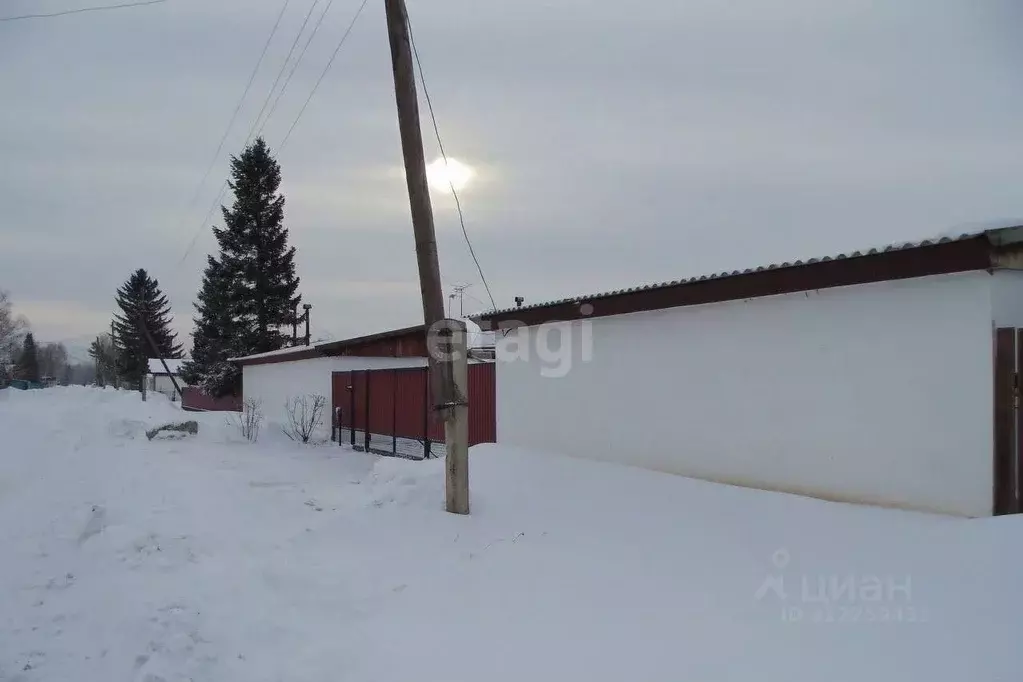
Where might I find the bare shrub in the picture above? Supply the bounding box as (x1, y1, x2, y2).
(283, 394, 326, 444)
(0, 291, 28, 373)
(227, 398, 264, 442)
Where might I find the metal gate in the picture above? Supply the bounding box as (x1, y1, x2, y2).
(993, 328, 1023, 514)
(331, 364, 496, 460)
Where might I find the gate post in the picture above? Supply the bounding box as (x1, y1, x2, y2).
(364, 370, 371, 452)
(423, 366, 432, 459)
(349, 378, 356, 447)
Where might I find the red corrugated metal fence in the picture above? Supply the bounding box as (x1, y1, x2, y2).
(331, 364, 495, 459)
(181, 386, 242, 412)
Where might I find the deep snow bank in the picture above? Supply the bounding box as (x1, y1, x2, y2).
(0, 387, 1020, 681)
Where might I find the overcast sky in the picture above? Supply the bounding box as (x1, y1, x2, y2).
(2, 0, 1022, 352)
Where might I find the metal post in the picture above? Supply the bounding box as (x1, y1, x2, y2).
(364, 370, 371, 452)
(392, 369, 398, 456)
(349, 377, 356, 448)
(303, 304, 312, 346)
(423, 366, 431, 459)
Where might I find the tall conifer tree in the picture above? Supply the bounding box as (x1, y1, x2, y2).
(112, 268, 183, 391)
(184, 138, 302, 396)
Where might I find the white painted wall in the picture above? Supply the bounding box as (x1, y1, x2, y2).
(243, 356, 428, 432)
(990, 269, 1023, 327)
(148, 374, 187, 401)
(497, 272, 997, 517)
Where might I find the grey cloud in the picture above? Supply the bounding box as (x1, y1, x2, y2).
(3, 0, 1023, 344)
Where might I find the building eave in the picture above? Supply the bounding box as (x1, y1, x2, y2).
(474, 228, 1023, 329)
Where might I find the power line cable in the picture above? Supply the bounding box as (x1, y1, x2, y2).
(177, 179, 230, 266)
(179, 0, 367, 266)
(247, 0, 321, 141)
(175, 0, 293, 266)
(0, 0, 165, 22)
(279, 0, 369, 150)
(179, 0, 319, 268)
(257, 0, 337, 138)
(406, 12, 497, 312)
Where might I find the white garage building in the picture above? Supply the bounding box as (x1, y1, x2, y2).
(231, 326, 430, 429)
(475, 227, 1023, 517)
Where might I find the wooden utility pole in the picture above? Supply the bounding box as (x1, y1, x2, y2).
(135, 314, 146, 401)
(139, 320, 183, 402)
(445, 322, 469, 513)
(384, 0, 469, 514)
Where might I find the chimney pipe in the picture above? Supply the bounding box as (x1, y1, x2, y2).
(303, 304, 312, 346)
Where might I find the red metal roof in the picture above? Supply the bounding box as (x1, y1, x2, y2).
(474, 226, 1023, 328)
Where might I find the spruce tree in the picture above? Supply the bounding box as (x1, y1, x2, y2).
(220, 138, 301, 352)
(112, 269, 183, 391)
(16, 333, 39, 382)
(185, 137, 302, 395)
(181, 257, 240, 396)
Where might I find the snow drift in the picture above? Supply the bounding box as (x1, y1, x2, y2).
(0, 386, 1020, 681)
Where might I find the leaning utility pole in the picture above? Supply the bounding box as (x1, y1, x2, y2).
(139, 320, 183, 402)
(138, 315, 147, 402)
(384, 0, 469, 514)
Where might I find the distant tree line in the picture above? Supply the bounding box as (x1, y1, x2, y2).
(0, 291, 99, 387)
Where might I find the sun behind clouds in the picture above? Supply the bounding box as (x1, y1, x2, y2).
(426, 157, 474, 194)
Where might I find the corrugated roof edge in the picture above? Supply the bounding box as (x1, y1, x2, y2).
(229, 345, 322, 363)
(472, 225, 1023, 324)
(230, 325, 427, 365)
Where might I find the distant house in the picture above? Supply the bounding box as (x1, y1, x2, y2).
(474, 225, 1023, 518)
(147, 358, 187, 401)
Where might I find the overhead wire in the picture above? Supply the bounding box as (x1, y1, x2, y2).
(257, 0, 338, 139)
(405, 11, 497, 312)
(246, 0, 322, 142)
(0, 0, 165, 23)
(175, 0, 294, 267)
(279, 0, 369, 150)
(179, 0, 369, 266)
(179, 0, 319, 267)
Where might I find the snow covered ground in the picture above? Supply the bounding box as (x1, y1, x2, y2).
(0, 386, 1020, 681)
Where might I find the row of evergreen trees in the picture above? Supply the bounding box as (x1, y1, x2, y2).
(84, 138, 301, 396)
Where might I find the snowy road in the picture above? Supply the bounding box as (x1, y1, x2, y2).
(1, 387, 1021, 681)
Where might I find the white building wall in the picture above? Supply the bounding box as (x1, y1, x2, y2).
(497, 272, 997, 517)
(243, 355, 428, 429)
(149, 375, 187, 401)
(152, 374, 187, 400)
(990, 269, 1023, 327)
